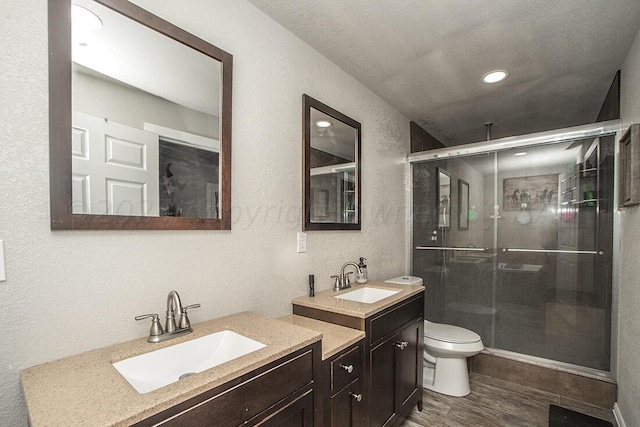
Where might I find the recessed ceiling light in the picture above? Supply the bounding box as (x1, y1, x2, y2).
(315, 120, 332, 128)
(72, 4, 103, 31)
(482, 70, 508, 84)
(514, 152, 528, 156)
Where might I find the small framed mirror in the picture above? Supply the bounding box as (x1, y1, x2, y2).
(437, 168, 451, 229)
(303, 95, 361, 231)
(49, 0, 232, 230)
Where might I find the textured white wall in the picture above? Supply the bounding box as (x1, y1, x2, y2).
(618, 25, 640, 427)
(0, 1, 409, 424)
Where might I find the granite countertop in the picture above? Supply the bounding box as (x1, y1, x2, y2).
(279, 315, 365, 360)
(21, 312, 322, 427)
(291, 281, 424, 319)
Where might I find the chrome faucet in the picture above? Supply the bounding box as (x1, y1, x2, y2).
(334, 262, 363, 290)
(136, 290, 200, 343)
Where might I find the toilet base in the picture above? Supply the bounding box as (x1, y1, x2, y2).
(423, 356, 470, 397)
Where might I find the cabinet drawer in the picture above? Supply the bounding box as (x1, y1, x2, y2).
(331, 345, 361, 393)
(369, 294, 423, 344)
(140, 350, 313, 426)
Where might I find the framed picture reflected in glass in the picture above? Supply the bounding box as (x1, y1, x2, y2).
(458, 179, 469, 231)
(437, 168, 451, 228)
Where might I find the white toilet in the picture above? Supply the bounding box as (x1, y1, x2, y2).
(385, 276, 484, 397)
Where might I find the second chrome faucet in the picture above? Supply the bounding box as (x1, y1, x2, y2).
(136, 290, 201, 343)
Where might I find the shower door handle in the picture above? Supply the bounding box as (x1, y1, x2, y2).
(501, 248, 604, 255)
(415, 246, 489, 252)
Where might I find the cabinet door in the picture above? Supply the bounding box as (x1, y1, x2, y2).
(331, 378, 364, 427)
(369, 338, 395, 427)
(395, 320, 421, 410)
(258, 390, 314, 427)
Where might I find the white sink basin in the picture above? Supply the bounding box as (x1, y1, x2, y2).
(112, 330, 266, 393)
(335, 287, 400, 304)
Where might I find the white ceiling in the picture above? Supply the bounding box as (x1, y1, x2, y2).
(310, 108, 357, 160)
(73, 0, 221, 117)
(247, 0, 640, 146)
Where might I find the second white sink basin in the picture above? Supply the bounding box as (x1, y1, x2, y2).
(335, 287, 400, 304)
(113, 330, 266, 393)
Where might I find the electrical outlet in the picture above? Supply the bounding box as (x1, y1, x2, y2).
(297, 232, 307, 253)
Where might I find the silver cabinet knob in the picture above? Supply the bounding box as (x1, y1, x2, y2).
(350, 393, 362, 402)
(394, 341, 409, 350)
(340, 364, 354, 374)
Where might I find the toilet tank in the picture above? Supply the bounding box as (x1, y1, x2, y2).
(385, 276, 423, 286)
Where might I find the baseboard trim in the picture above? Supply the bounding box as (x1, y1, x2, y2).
(613, 403, 627, 427)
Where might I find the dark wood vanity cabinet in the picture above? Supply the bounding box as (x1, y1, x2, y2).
(293, 291, 424, 427)
(133, 342, 320, 427)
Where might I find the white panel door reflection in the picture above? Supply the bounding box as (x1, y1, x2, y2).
(72, 111, 159, 216)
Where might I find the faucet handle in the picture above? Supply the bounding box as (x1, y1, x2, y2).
(178, 304, 201, 329)
(331, 275, 341, 291)
(344, 271, 353, 288)
(135, 314, 164, 338)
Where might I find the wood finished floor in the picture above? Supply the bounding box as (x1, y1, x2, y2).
(400, 373, 617, 427)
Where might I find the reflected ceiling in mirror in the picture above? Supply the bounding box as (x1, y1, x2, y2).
(49, 0, 232, 230)
(303, 95, 361, 230)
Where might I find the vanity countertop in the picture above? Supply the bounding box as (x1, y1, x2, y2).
(291, 281, 424, 319)
(20, 312, 322, 427)
(279, 315, 365, 360)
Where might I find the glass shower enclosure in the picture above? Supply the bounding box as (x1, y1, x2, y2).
(410, 121, 620, 372)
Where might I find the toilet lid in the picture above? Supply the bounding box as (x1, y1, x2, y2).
(424, 321, 481, 344)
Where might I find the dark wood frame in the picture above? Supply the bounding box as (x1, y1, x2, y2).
(302, 94, 361, 231)
(458, 179, 469, 231)
(48, 0, 232, 230)
(619, 124, 640, 207)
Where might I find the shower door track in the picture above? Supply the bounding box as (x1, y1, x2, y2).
(408, 120, 622, 163)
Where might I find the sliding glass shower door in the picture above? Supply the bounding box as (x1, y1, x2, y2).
(412, 130, 615, 372)
(413, 152, 498, 344)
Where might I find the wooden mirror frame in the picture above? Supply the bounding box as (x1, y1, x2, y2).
(48, 0, 232, 230)
(302, 95, 361, 231)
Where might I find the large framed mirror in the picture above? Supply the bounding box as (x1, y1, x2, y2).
(303, 95, 361, 231)
(49, 0, 232, 230)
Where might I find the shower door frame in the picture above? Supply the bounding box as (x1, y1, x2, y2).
(406, 119, 623, 378)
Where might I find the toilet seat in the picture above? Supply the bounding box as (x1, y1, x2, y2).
(424, 321, 481, 344)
